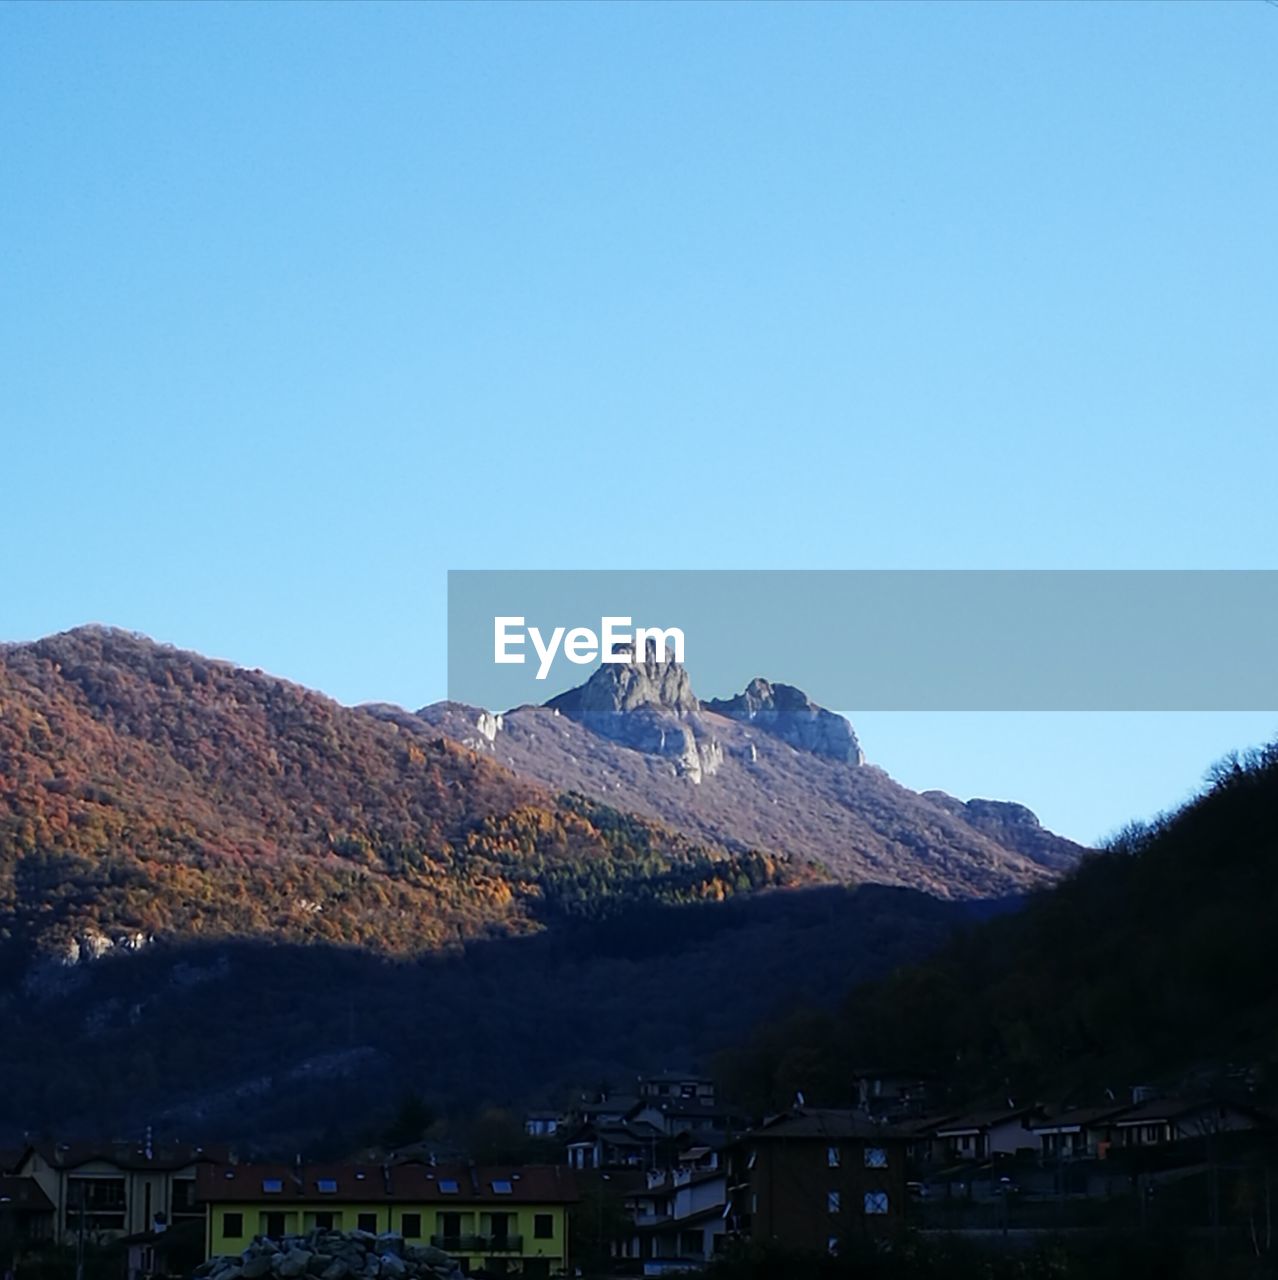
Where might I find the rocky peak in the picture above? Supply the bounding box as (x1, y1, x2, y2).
(546, 639, 699, 720)
(704, 678, 864, 764)
(544, 645, 718, 783)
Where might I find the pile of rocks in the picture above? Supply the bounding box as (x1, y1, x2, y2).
(195, 1230, 463, 1280)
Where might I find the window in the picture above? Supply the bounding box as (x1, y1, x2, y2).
(681, 1231, 702, 1256)
(317, 1179, 338, 1194)
(533, 1214, 554, 1240)
(263, 1212, 287, 1238)
(172, 1180, 199, 1216)
(491, 1180, 513, 1195)
(826, 1145, 841, 1169)
(827, 1236, 839, 1256)
(827, 1191, 840, 1214)
(313, 1212, 335, 1231)
(65, 1178, 127, 1232)
(224, 1213, 244, 1240)
(864, 1191, 889, 1215)
(400, 1213, 420, 1239)
(263, 1179, 283, 1194)
(864, 1146, 888, 1169)
(358, 1213, 378, 1234)
(439, 1179, 459, 1195)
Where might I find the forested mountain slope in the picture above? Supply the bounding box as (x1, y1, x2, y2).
(725, 739, 1278, 1110)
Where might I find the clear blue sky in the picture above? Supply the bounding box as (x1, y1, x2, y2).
(2, 1, 1276, 844)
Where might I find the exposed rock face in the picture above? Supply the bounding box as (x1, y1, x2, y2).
(411, 657, 1085, 896)
(546, 641, 699, 720)
(545, 644, 721, 783)
(922, 792, 1080, 873)
(704, 678, 864, 764)
(197, 1230, 462, 1280)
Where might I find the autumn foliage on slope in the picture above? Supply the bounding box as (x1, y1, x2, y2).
(0, 627, 806, 961)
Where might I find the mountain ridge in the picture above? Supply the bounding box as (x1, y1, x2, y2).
(408, 655, 1083, 898)
(0, 624, 1080, 1140)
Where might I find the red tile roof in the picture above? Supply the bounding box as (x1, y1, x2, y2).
(197, 1163, 577, 1206)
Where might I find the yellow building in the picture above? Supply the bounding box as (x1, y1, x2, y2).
(197, 1161, 576, 1278)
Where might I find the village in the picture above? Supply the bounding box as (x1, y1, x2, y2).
(2, 1070, 1272, 1280)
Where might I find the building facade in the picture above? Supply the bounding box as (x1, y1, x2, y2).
(727, 1110, 907, 1255)
(13, 1141, 218, 1245)
(198, 1162, 576, 1278)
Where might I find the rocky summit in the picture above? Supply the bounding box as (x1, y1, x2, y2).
(704, 677, 864, 764)
(544, 643, 722, 783)
(196, 1230, 462, 1280)
(411, 652, 1084, 898)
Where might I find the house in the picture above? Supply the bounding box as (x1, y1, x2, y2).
(13, 1140, 221, 1244)
(850, 1068, 935, 1119)
(726, 1109, 908, 1255)
(1029, 1105, 1131, 1161)
(896, 1113, 961, 1167)
(625, 1099, 748, 1142)
(564, 1120, 668, 1172)
(567, 1096, 640, 1128)
(1108, 1097, 1262, 1149)
(621, 1166, 728, 1276)
(198, 1161, 577, 1278)
(523, 1113, 562, 1140)
(930, 1105, 1042, 1162)
(637, 1074, 717, 1107)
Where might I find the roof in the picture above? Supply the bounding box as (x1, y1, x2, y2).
(196, 1163, 577, 1206)
(1109, 1097, 1257, 1126)
(22, 1142, 228, 1173)
(932, 1106, 1039, 1136)
(637, 1202, 726, 1233)
(746, 1109, 907, 1143)
(1030, 1104, 1131, 1132)
(576, 1096, 639, 1115)
(0, 1176, 55, 1212)
(642, 1100, 745, 1122)
(897, 1112, 963, 1137)
(567, 1120, 665, 1149)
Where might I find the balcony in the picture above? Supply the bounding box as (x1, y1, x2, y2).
(430, 1235, 524, 1254)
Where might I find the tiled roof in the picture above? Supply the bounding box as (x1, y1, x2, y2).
(25, 1142, 228, 1172)
(196, 1163, 577, 1206)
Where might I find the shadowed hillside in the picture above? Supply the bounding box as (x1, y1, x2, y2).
(724, 737, 1278, 1111)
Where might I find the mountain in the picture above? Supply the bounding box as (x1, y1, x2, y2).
(401, 647, 1083, 898)
(0, 626, 805, 965)
(0, 626, 1074, 1142)
(724, 738, 1278, 1112)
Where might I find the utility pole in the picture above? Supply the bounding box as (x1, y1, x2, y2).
(75, 1180, 86, 1280)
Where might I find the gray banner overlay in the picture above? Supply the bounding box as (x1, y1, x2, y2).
(447, 571, 1278, 712)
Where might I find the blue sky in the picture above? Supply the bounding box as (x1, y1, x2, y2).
(2, 1, 1275, 844)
